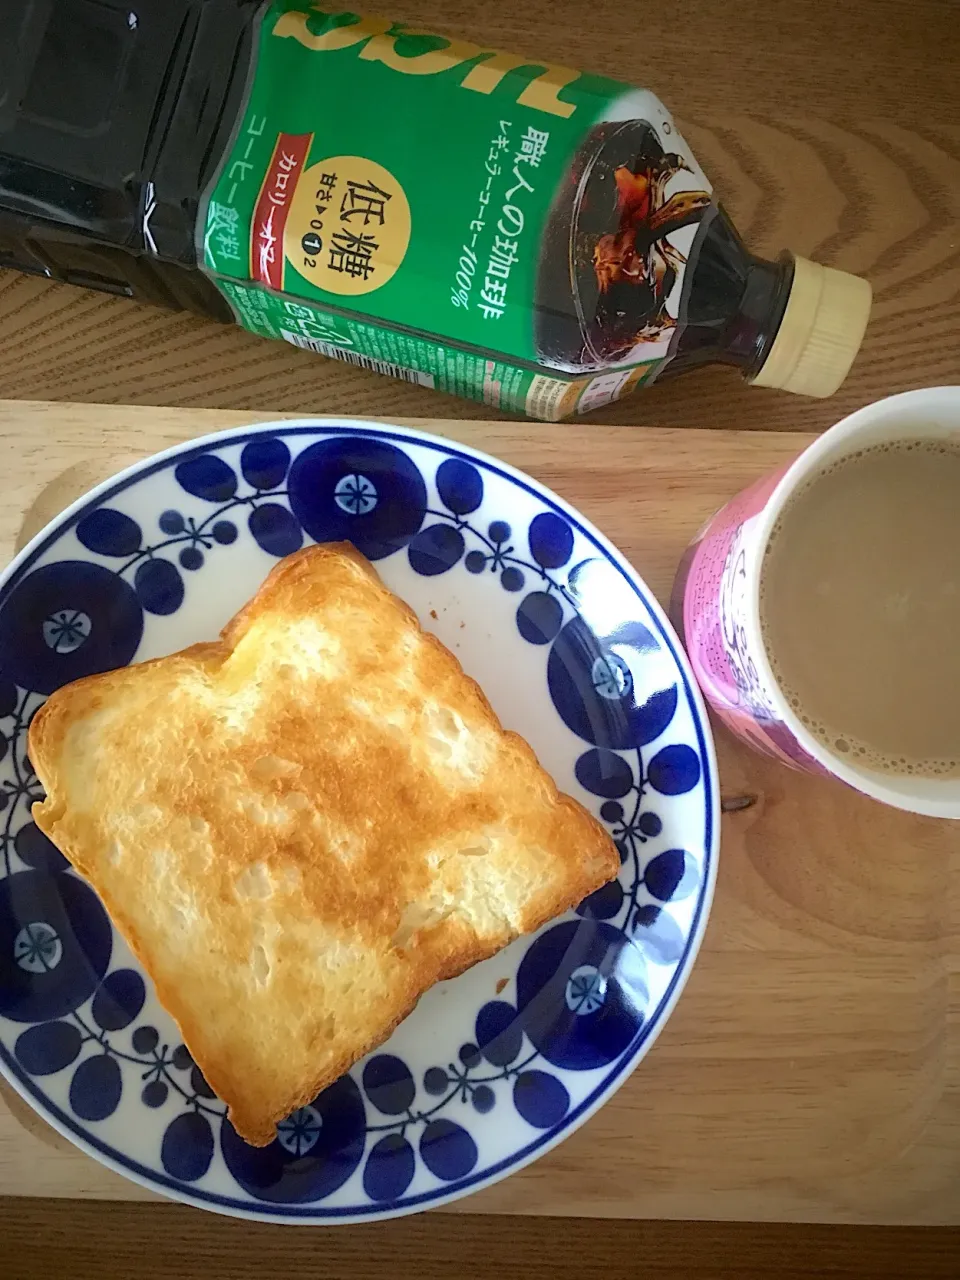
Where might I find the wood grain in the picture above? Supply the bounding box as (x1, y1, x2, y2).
(0, 0, 957, 430)
(0, 400, 957, 1226)
(3, 1199, 960, 1280)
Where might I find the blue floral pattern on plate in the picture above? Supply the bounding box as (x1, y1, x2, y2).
(0, 420, 718, 1222)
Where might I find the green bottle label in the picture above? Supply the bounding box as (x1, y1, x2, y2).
(200, 4, 713, 418)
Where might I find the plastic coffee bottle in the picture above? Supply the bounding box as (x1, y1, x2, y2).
(0, 1, 871, 419)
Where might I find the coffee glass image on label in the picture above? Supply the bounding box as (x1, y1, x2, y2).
(535, 119, 710, 373)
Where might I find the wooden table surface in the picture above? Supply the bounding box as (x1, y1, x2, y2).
(1, 0, 958, 1273)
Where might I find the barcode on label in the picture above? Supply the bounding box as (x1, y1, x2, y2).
(280, 331, 435, 388)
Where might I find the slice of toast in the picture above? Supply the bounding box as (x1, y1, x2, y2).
(29, 544, 617, 1146)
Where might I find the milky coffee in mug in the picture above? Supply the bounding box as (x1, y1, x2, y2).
(676, 388, 960, 817)
(759, 438, 960, 778)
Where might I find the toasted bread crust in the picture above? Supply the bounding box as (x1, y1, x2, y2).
(29, 544, 618, 1146)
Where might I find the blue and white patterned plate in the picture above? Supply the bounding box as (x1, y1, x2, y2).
(0, 420, 717, 1222)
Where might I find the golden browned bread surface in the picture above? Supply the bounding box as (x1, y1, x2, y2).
(28, 543, 618, 1146)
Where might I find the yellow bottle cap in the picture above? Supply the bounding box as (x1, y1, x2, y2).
(750, 256, 872, 398)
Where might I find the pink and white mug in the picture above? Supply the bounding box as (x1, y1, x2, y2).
(672, 387, 960, 818)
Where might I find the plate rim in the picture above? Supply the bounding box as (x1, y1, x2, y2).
(0, 416, 719, 1223)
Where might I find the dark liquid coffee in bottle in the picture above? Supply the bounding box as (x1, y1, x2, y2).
(0, 2, 871, 419)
